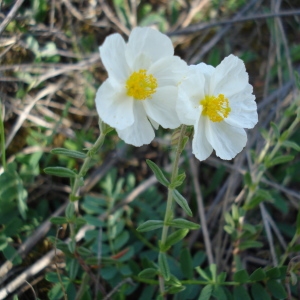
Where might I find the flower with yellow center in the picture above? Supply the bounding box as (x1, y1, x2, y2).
(177, 55, 258, 160)
(95, 27, 187, 146)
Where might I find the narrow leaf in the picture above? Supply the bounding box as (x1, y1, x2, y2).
(270, 122, 280, 138)
(158, 252, 170, 281)
(198, 284, 213, 300)
(146, 159, 169, 187)
(138, 268, 158, 279)
(65, 203, 75, 219)
(51, 148, 87, 159)
(165, 229, 189, 249)
(266, 155, 294, 167)
(251, 283, 271, 300)
(169, 172, 186, 189)
(233, 269, 249, 283)
(249, 268, 266, 281)
(167, 285, 186, 294)
(167, 218, 200, 230)
(296, 208, 300, 235)
(282, 141, 300, 151)
(44, 167, 77, 178)
(239, 240, 263, 251)
(233, 286, 251, 300)
(180, 248, 193, 279)
(50, 217, 68, 224)
(172, 190, 192, 216)
(136, 220, 164, 232)
(266, 279, 287, 299)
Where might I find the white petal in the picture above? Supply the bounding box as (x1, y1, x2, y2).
(99, 33, 130, 85)
(177, 88, 200, 125)
(211, 54, 249, 98)
(125, 27, 174, 67)
(225, 92, 258, 128)
(195, 63, 215, 76)
(192, 115, 213, 161)
(149, 56, 188, 86)
(176, 67, 205, 125)
(206, 121, 247, 160)
(116, 103, 155, 146)
(143, 86, 181, 129)
(148, 116, 159, 129)
(95, 79, 134, 130)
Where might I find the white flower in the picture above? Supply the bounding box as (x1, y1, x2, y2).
(177, 54, 258, 161)
(95, 27, 187, 146)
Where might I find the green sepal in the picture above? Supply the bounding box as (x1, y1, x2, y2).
(172, 190, 192, 216)
(51, 148, 87, 159)
(167, 218, 200, 230)
(44, 166, 77, 178)
(136, 220, 164, 232)
(146, 159, 169, 187)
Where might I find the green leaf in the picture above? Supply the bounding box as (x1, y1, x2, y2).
(169, 172, 186, 189)
(167, 285, 186, 294)
(136, 220, 164, 232)
(164, 229, 189, 250)
(146, 159, 169, 187)
(180, 248, 193, 279)
(239, 240, 263, 251)
(68, 240, 76, 254)
(167, 218, 200, 230)
(44, 167, 77, 178)
(233, 269, 249, 283)
(209, 264, 217, 282)
(266, 267, 281, 279)
(270, 122, 280, 138)
(251, 283, 271, 300)
(265, 155, 294, 168)
(158, 252, 170, 281)
(50, 217, 68, 225)
(68, 259, 79, 280)
(266, 279, 287, 299)
(65, 203, 75, 219)
(51, 148, 87, 159)
(244, 172, 252, 186)
(212, 285, 227, 300)
(198, 284, 213, 300)
(165, 275, 182, 287)
(282, 140, 300, 151)
(195, 266, 211, 281)
(233, 285, 251, 300)
(0, 235, 7, 251)
(172, 190, 192, 217)
(249, 268, 266, 281)
(138, 268, 158, 279)
(296, 208, 300, 235)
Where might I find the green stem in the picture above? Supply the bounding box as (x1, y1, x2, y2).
(0, 103, 6, 170)
(159, 125, 187, 295)
(70, 132, 106, 201)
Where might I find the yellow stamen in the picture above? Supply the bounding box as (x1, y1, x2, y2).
(200, 94, 231, 122)
(125, 69, 158, 100)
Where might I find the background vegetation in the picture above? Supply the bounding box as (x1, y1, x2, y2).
(0, 0, 300, 299)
